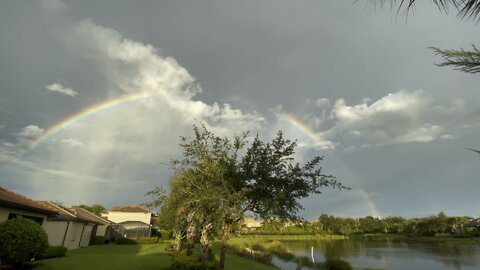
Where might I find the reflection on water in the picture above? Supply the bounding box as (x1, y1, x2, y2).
(272, 239, 480, 270)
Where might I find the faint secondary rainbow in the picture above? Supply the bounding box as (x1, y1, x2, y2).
(275, 111, 383, 218)
(30, 91, 161, 149)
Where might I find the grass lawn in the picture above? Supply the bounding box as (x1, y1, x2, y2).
(33, 244, 276, 270)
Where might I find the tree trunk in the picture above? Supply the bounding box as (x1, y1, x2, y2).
(218, 223, 231, 270)
(172, 229, 183, 251)
(199, 222, 213, 263)
(186, 210, 197, 256)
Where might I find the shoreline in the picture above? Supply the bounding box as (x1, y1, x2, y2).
(234, 233, 480, 245)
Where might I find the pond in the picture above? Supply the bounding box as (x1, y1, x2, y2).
(270, 239, 480, 270)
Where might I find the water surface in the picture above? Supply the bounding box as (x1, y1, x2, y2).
(271, 239, 480, 270)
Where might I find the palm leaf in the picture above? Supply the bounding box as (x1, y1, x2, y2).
(466, 147, 480, 154)
(367, 0, 480, 20)
(430, 45, 480, 73)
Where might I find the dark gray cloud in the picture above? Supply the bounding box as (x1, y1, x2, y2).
(0, 0, 478, 220)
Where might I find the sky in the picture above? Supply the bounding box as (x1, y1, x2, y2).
(0, 0, 479, 220)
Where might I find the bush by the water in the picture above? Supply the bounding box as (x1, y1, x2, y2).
(39, 246, 67, 259)
(170, 252, 217, 270)
(116, 237, 160, 245)
(227, 244, 273, 266)
(0, 217, 49, 266)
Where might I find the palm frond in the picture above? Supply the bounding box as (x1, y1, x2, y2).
(466, 147, 480, 154)
(430, 45, 480, 73)
(366, 0, 480, 20)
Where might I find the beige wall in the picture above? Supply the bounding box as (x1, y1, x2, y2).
(96, 224, 107, 237)
(106, 211, 151, 224)
(80, 224, 93, 247)
(43, 220, 69, 247)
(0, 206, 47, 223)
(63, 222, 85, 249)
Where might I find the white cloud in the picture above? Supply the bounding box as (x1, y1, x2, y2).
(278, 90, 470, 150)
(61, 138, 86, 148)
(17, 125, 44, 139)
(46, 83, 78, 97)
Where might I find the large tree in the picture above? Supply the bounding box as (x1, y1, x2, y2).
(151, 124, 347, 269)
(369, 0, 480, 73)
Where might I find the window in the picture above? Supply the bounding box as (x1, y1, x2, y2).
(8, 213, 44, 225)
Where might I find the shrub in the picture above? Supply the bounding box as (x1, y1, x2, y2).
(94, 236, 106, 245)
(157, 229, 173, 240)
(0, 217, 48, 266)
(116, 237, 159, 245)
(227, 244, 273, 266)
(39, 246, 67, 259)
(170, 252, 217, 270)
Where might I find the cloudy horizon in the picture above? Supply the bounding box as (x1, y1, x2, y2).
(1, 0, 479, 220)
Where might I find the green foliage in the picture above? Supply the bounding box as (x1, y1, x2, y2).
(0, 217, 49, 265)
(243, 212, 476, 237)
(39, 246, 67, 260)
(157, 229, 173, 240)
(73, 204, 106, 216)
(94, 236, 106, 245)
(239, 131, 347, 219)
(170, 252, 218, 270)
(116, 237, 160, 245)
(227, 244, 273, 266)
(431, 46, 480, 73)
(143, 186, 167, 212)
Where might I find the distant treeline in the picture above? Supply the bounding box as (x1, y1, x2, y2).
(245, 212, 477, 236)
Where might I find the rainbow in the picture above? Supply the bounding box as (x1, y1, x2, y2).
(30, 91, 162, 149)
(275, 111, 383, 218)
(276, 112, 333, 149)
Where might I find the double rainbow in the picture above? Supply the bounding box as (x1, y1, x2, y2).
(30, 93, 382, 217)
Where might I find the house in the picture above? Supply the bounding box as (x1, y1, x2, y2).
(69, 207, 113, 243)
(242, 217, 263, 230)
(465, 218, 480, 231)
(0, 186, 58, 225)
(103, 205, 153, 238)
(36, 201, 100, 249)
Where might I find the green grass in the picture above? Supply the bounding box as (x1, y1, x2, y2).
(32, 244, 276, 270)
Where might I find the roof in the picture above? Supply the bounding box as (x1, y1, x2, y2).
(69, 207, 111, 225)
(0, 186, 58, 216)
(36, 201, 79, 222)
(110, 205, 149, 213)
(465, 218, 480, 227)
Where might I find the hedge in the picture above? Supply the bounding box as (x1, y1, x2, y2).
(93, 236, 106, 245)
(39, 246, 67, 260)
(116, 237, 160, 245)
